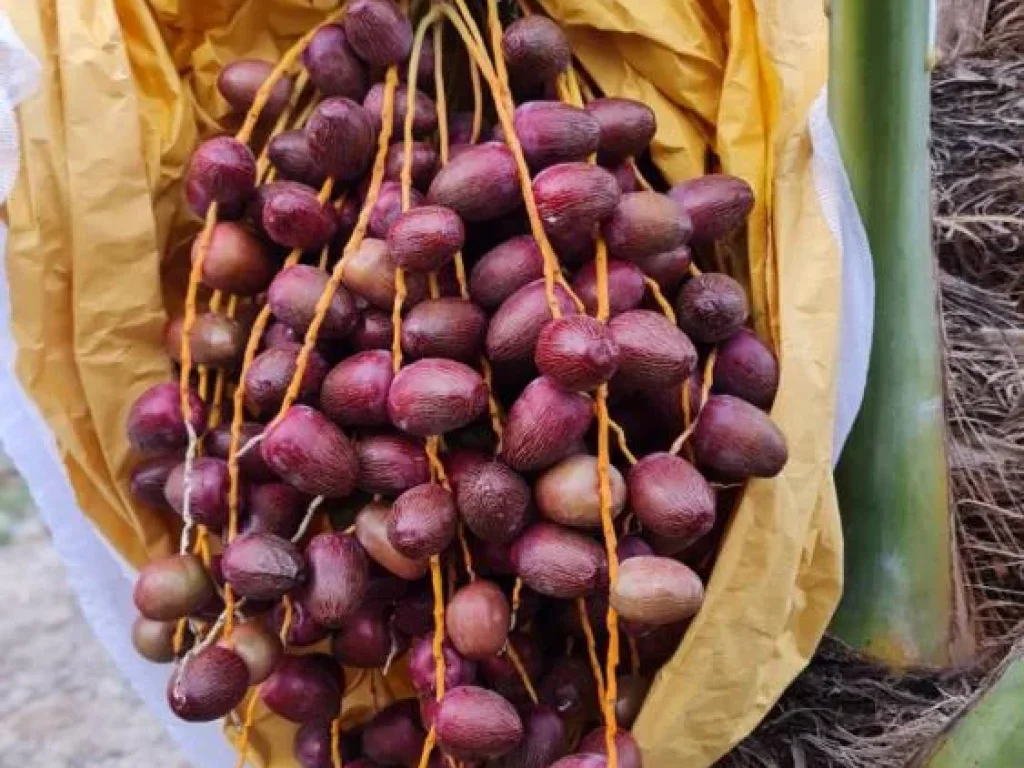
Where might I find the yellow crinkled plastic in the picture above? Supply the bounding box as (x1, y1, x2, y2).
(1, 0, 841, 765)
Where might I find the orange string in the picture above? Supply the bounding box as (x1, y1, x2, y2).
(226, 70, 400, 546)
(400, 42, 449, 757)
(432, 13, 504, 444)
(577, 597, 606, 701)
(234, 9, 345, 145)
(439, 1, 581, 317)
(225, 300, 289, 540)
(172, 618, 188, 655)
(644, 276, 677, 324)
(671, 349, 718, 456)
(480, 358, 505, 449)
(391, 267, 407, 372)
(223, 198, 329, 545)
(457, 524, 476, 582)
(221, 12, 351, 548)
(256, 70, 313, 180)
(179, 204, 218, 421)
(429, 553, 446, 699)
(425, 437, 450, 489)
(434, 24, 451, 165)
(559, 55, 621, 766)
(467, 46, 483, 143)
(319, 194, 348, 270)
(269, 67, 399, 421)
(224, 584, 237, 638)
(688, 262, 703, 277)
(331, 717, 344, 768)
(420, 445, 447, 767)
(682, 374, 694, 462)
(417, 728, 438, 768)
(451, 0, 489, 54)
(195, 525, 212, 566)
(505, 642, 539, 705)
(594, 253, 621, 768)
(510, 577, 524, 630)
(403, 14, 434, 211)
(607, 418, 638, 466)
(179, 7, 343, 428)
(263, 175, 336, 415)
(279, 594, 295, 646)
(233, 690, 261, 768)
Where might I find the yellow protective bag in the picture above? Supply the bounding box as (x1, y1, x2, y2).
(2, 0, 842, 765)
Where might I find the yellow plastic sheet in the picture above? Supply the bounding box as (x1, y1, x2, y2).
(1, 0, 842, 765)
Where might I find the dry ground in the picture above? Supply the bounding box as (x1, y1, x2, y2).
(0, 467, 189, 768)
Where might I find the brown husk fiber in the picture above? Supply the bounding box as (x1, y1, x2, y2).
(726, 1, 1024, 764)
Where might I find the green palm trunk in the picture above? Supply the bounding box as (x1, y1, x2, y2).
(829, 0, 969, 666)
(917, 655, 1024, 766)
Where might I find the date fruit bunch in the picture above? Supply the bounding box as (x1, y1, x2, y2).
(125, 1, 787, 766)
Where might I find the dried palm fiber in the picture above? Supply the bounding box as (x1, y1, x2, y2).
(725, 1, 1024, 764)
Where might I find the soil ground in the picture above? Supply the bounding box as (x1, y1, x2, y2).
(0, 456, 189, 768)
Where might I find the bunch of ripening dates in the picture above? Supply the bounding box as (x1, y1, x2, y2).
(124, 1, 786, 766)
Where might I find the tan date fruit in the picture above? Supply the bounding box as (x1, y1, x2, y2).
(355, 501, 430, 580)
(446, 580, 511, 661)
(535, 455, 626, 529)
(610, 555, 706, 626)
(194, 222, 273, 296)
(342, 238, 427, 310)
(133, 553, 214, 622)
